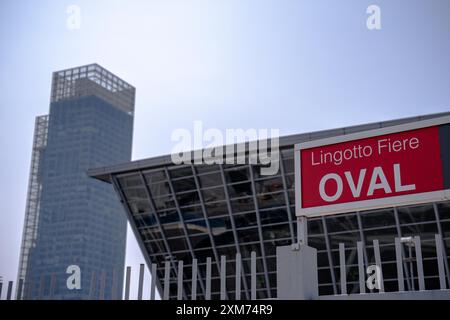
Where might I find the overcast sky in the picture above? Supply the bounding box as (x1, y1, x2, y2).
(1, 0, 449, 299)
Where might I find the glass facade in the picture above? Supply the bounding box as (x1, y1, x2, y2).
(107, 145, 450, 299)
(18, 64, 134, 299)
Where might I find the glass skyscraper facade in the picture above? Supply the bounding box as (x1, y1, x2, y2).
(18, 64, 135, 299)
(90, 112, 450, 300)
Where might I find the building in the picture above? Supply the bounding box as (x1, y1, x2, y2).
(18, 64, 135, 299)
(89, 112, 450, 300)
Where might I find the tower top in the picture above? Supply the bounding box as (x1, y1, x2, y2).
(50, 63, 135, 113)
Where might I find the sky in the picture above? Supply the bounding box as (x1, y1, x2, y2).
(0, 0, 449, 299)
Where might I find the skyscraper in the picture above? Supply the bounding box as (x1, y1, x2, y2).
(17, 64, 135, 299)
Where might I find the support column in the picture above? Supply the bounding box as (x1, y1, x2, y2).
(276, 244, 318, 300)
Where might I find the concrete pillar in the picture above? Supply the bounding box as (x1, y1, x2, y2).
(276, 245, 318, 300)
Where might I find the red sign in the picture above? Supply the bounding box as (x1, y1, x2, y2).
(295, 118, 450, 217)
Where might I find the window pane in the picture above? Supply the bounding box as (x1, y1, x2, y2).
(209, 216, 232, 232)
(190, 234, 212, 249)
(195, 164, 220, 174)
(360, 209, 395, 229)
(153, 195, 175, 211)
(123, 187, 147, 202)
(259, 208, 289, 225)
(202, 186, 225, 202)
(234, 212, 257, 228)
(214, 231, 235, 246)
(397, 204, 436, 224)
(283, 158, 294, 174)
(255, 177, 283, 194)
(364, 227, 397, 245)
(141, 227, 162, 241)
(128, 199, 151, 214)
(159, 210, 179, 224)
(143, 170, 166, 184)
(118, 174, 142, 188)
(224, 166, 249, 183)
(205, 201, 229, 217)
(198, 172, 223, 188)
(285, 174, 294, 189)
(262, 224, 291, 241)
(238, 227, 260, 242)
(149, 181, 171, 198)
(309, 235, 327, 251)
(308, 218, 323, 235)
(437, 201, 450, 220)
(164, 223, 186, 238)
(230, 197, 254, 213)
(177, 191, 200, 206)
(401, 222, 438, 240)
(168, 166, 193, 179)
(186, 219, 209, 235)
(325, 213, 358, 233)
(257, 191, 285, 209)
(228, 181, 252, 198)
(167, 236, 189, 252)
(328, 232, 359, 249)
(172, 177, 197, 193)
(180, 205, 204, 221)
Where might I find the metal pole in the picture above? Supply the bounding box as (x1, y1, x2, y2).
(434, 203, 450, 288)
(373, 239, 384, 293)
(357, 241, 365, 293)
(339, 243, 347, 295)
(163, 261, 170, 300)
(251, 251, 257, 300)
(235, 253, 241, 300)
(414, 236, 425, 291)
(125, 266, 131, 300)
(150, 264, 157, 300)
(177, 261, 183, 300)
(138, 264, 145, 300)
(206, 257, 212, 300)
(409, 245, 414, 291)
(220, 256, 226, 300)
(191, 259, 197, 300)
(6, 281, 13, 300)
(435, 234, 447, 290)
(395, 238, 405, 292)
(297, 216, 308, 246)
(322, 216, 337, 294)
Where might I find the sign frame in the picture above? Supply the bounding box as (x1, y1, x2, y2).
(295, 115, 450, 217)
